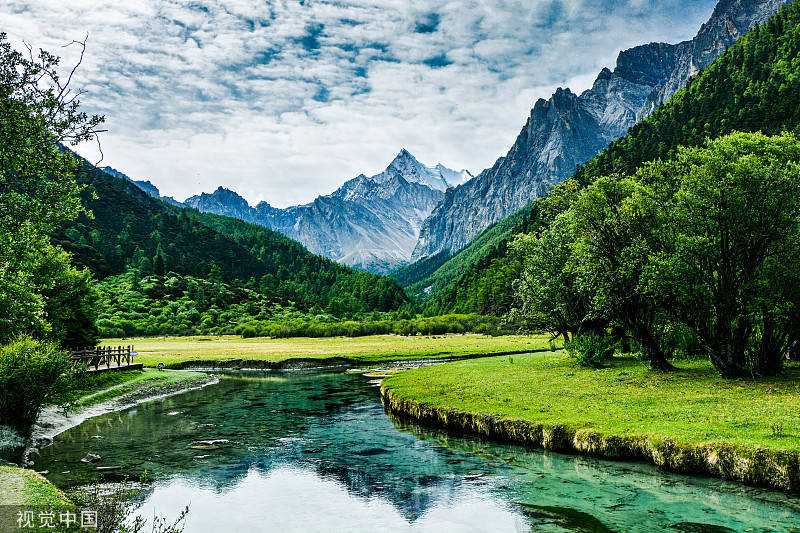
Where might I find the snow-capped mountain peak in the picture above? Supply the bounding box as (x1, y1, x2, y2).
(435, 164, 474, 187)
(373, 149, 467, 192)
(180, 148, 470, 272)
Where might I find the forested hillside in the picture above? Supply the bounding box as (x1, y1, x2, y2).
(392, 203, 535, 302)
(415, 1, 800, 316)
(56, 166, 409, 314)
(183, 209, 409, 312)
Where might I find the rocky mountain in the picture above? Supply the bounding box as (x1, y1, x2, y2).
(185, 186, 255, 221)
(412, 0, 791, 260)
(184, 150, 472, 272)
(101, 166, 185, 207)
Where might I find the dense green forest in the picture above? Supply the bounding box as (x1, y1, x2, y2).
(181, 209, 408, 313)
(392, 203, 536, 303)
(419, 204, 540, 315)
(518, 131, 800, 376)
(390, 250, 452, 289)
(56, 166, 409, 315)
(96, 271, 502, 338)
(410, 2, 800, 317)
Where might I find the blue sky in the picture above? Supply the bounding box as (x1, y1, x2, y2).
(4, 0, 718, 207)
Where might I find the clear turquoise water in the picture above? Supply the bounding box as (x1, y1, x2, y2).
(34, 371, 800, 532)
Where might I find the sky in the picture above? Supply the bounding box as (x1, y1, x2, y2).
(3, 0, 719, 208)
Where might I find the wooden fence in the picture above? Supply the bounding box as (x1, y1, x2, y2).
(69, 345, 134, 371)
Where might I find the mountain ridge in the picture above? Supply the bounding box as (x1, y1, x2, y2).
(183, 149, 472, 272)
(414, 0, 800, 316)
(411, 0, 791, 260)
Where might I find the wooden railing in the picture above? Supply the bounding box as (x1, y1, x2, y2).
(69, 345, 133, 371)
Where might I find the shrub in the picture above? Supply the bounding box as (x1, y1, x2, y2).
(0, 336, 76, 431)
(240, 325, 259, 339)
(565, 333, 616, 368)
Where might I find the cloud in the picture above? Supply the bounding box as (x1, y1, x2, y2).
(2, 0, 717, 207)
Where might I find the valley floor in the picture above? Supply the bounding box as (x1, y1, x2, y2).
(382, 352, 800, 491)
(102, 334, 554, 368)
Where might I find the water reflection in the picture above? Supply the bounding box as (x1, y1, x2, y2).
(34, 371, 800, 532)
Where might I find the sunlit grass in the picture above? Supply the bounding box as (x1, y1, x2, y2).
(384, 352, 800, 452)
(101, 334, 555, 367)
(71, 369, 204, 407)
(0, 466, 69, 506)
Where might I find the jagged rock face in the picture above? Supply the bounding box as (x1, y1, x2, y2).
(101, 166, 184, 207)
(185, 186, 254, 221)
(412, 0, 790, 261)
(183, 150, 470, 272)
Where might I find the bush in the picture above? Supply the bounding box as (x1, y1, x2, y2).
(240, 325, 259, 339)
(0, 336, 77, 431)
(565, 333, 616, 368)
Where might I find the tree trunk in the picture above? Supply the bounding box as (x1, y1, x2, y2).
(707, 317, 751, 378)
(752, 314, 785, 377)
(629, 320, 675, 371)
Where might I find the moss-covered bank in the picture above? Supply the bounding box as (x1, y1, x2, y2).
(381, 353, 800, 493)
(381, 385, 800, 492)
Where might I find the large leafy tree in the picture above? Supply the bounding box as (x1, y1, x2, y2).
(510, 216, 593, 344)
(644, 132, 800, 377)
(0, 33, 104, 343)
(567, 176, 674, 370)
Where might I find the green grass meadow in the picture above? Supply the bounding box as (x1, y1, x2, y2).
(384, 351, 800, 452)
(103, 334, 555, 367)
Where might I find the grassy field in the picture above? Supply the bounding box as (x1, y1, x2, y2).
(383, 351, 800, 453)
(102, 334, 554, 367)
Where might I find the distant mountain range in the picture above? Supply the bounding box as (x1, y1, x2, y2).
(66, 163, 409, 314)
(112, 151, 472, 273)
(108, 0, 787, 275)
(411, 0, 791, 260)
(101, 166, 185, 207)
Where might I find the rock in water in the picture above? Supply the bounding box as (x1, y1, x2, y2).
(80, 453, 101, 463)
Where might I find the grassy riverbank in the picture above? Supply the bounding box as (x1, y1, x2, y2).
(0, 368, 212, 523)
(382, 351, 800, 490)
(69, 368, 210, 408)
(0, 466, 71, 531)
(102, 334, 554, 368)
(384, 351, 800, 451)
(0, 465, 69, 506)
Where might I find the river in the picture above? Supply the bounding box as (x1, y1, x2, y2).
(33, 370, 800, 532)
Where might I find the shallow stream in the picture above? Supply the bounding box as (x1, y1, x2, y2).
(33, 370, 800, 532)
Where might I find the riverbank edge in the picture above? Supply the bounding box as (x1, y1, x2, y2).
(165, 348, 554, 370)
(0, 372, 218, 513)
(31, 371, 219, 446)
(0, 465, 70, 505)
(380, 383, 800, 493)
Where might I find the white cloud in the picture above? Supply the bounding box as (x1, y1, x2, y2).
(2, 0, 717, 207)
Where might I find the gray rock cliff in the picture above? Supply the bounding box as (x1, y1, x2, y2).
(412, 0, 790, 260)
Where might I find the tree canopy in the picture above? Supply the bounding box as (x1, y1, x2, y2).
(513, 132, 800, 376)
(0, 33, 103, 345)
